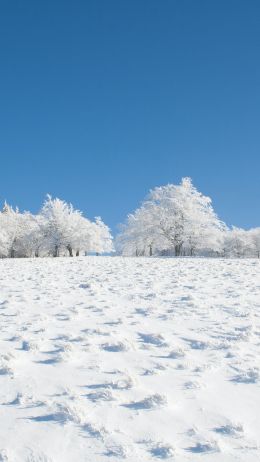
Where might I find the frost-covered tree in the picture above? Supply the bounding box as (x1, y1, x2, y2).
(0, 224, 9, 257)
(1, 186, 259, 259)
(116, 204, 166, 256)
(223, 227, 253, 258)
(39, 196, 94, 257)
(89, 217, 114, 255)
(18, 214, 46, 257)
(116, 178, 226, 257)
(0, 202, 30, 258)
(248, 228, 260, 258)
(0, 196, 113, 258)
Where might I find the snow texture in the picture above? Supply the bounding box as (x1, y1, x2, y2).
(0, 256, 259, 461)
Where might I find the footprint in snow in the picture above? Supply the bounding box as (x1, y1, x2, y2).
(111, 376, 135, 389)
(150, 443, 175, 459)
(231, 368, 259, 384)
(184, 380, 202, 389)
(25, 449, 54, 462)
(79, 283, 91, 289)
(167, 348, 186, 359)
(86, 390, 114, 402)
(0, 449, 9, 462)
(0, 300, 8, 309)
(3, 393, 44, 408)
(36, 357, 60, 365)
(180, 295, 194, 302)
(0, 365, 13, 376)
(55, 314, 70, 322)
(135, 308, 150, 316)
(21, 340, 39, 352)
(29, 402, 86, 426)
(81, 421, 107, 439)
(187, 440, 220, 453)
(103, 319, 122, 326)
(214, 422, 244, 437)
(101, 341, 129, 352)
(86, 376, 135, 391)
(123, 393, 167, 410)
(183, 338, 209, 350)
(6, 336, 21, 342)
(104, 444, 128, 458)
(138, 333, 168, 347)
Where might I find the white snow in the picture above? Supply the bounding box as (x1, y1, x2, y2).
(0, 256, 260, 461)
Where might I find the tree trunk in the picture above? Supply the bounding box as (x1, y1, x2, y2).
(76, 250, 79, 256)
(149, 245, 153, 257)
(67, 245, 73, 257)
(53, 245, 59, 257)
(174, 244, 181, 257)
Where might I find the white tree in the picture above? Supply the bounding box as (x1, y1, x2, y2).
(18, 214, 47, 257)
(116, 178, 226, 257)
(38, 196, 113, 257)
(39, 195, 92, 257)
(224, 227, 253, 258)
(0, 223, 9, 257)
(248, 228, 260, 258)
(0, 202, 31, 258)
(116, 204, 166, 256)
(151, 178, 226, 256)
(90, 217, 114, 255)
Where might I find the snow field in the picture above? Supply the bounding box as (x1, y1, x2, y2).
(0, 256, 260, 461)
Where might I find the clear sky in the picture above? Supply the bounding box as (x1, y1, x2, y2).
(0, 0, 259, 233)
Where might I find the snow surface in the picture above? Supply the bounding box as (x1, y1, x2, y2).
(0, 256, 260, 461)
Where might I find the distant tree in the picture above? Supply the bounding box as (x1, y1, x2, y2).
(0, 223, 9, 257)
(116, 178, 226, 257)
(224, 228, 253, 258)
(0, 202, 30, 258)
(248, 228, 260, 258)
(39, 195, 94, 257)
(90, 217, 114, 255)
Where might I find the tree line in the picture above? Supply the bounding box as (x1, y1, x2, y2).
(0, 195, 113, 258)
(1, 179, 259, 258)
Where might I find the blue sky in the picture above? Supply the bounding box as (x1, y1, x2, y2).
(0, 0, 259, 232)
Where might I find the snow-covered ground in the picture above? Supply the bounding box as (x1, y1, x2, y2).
(0, 257, 260, 462)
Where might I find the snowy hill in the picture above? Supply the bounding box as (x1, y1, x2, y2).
(0, 257, 259, 461)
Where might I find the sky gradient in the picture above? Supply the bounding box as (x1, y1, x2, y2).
(0, 0, 260, 232)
